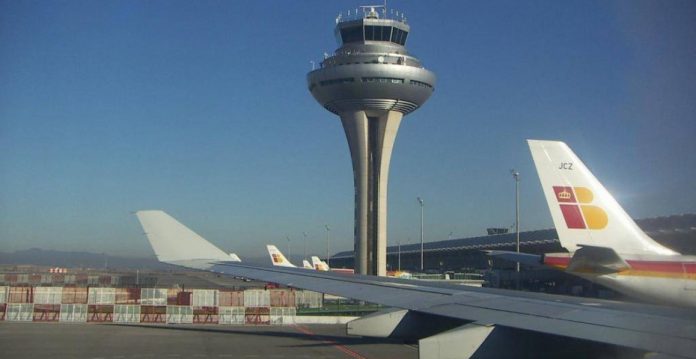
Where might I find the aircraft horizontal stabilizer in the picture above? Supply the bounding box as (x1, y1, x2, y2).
(566, 245, 630, 274)
(485, 251, 543, 267)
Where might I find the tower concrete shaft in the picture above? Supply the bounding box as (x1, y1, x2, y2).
(341, 111, 402, 276)
(308, 6, 435, 275)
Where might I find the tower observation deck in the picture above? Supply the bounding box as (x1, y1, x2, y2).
(307, 6, 436, 276)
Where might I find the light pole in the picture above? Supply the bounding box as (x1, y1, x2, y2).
(324, 225, 331, 267)
(397, 241, 402, 271)
(302, 232, 308, 260)
(448, 231, 453, 240)
(511, 169, 520, 288)
(286, 235, 291, 261)
(417, 196, 424, 272)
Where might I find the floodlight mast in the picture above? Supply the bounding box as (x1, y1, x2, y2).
(307, 7, 436, 275)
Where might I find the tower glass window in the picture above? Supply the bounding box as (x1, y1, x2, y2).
(341, 26, 363, 44)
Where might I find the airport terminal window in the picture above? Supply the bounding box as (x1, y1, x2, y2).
(341, 26, 363, 44)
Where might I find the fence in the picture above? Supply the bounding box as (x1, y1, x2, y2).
(6, 303, 34, 321)
(166, 305, 193, 324)
(60, 304, 87, 322)
(0, 286, 331, 325)
(114, 304, 140, 323)
(218, 306, 245, 324)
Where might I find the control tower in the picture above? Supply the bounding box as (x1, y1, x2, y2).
(307, 6, 436, 276)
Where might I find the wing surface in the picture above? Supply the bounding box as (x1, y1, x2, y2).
(210, 261, 696, 357)
(135, 210, 696, 358)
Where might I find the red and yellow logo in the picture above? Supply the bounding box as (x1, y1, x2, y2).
(553, 186, 608, 230)
(272, 254, 283, 263)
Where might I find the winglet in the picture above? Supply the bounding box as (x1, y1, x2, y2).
(135, 210, 232, 269)
(528, 140, 676, 256)
(266, 245, 296, 267)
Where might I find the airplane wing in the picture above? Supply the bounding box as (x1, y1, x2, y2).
(135, 210, 696, 358)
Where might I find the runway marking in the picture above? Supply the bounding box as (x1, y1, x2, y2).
(292, 325, 367, 359)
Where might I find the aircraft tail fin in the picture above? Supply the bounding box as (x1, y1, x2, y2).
(528, 140, 676, 255)
(266, 245, 296, 267)
(228, 253, 241, 262)
(302, 260, 313, 269)
(311, 256, 330, 271)
(135, 210, 232, 269)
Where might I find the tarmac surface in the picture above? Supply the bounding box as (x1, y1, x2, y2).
(0, 322, 418, 359)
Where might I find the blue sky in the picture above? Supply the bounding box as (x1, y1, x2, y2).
(1, 0, 694, 259)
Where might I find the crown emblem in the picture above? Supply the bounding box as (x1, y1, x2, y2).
(558, 190, 572, 200)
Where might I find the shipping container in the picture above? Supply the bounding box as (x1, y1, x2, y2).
(6, 303, 33, 321)
(114, 288, 140, 305)
(295, 291, 323, 309)
(0, 303, 5, 321)
(60, 304, 88, 322)
(61, 287, 88, 304)
(193, 306, 218, 324)
(218, 290, 244, 307)
(0, 286, 7, 303)
(98, 275, 111, 286)
(192, 289, 218, 307)
(110, 276, 120, 286)
(168, 290, 191, 305)
(244, 289, 270, 308)
(218, 306, 245, 325)
(88, 287, 116, 305)
(166, 305, 193, 324)
(113, 305, 141, 323)
(8, 286, 33, 303)
(29, 274, 41, 284)
(244, 307, 270, 325)
(51, 274, 65, 284)
(75, 274, 88, 285)
(87, 304, 114, 322)
(17, 274, 29, 284)
(140, 288, 167, 306)
(140, 305, 166, 323)
(270, 307, 296, 325)
(270, 289, 296, 307)
(6, 274, 18, 284)
(64, 275, 76, 284)
(34, 287, 63, 304)
(87, 276, 100, 286)
(40, 274, 52, 284)
(33, 304, 61, 322)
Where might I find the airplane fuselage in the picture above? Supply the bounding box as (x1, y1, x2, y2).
(544, 253, 696, 307)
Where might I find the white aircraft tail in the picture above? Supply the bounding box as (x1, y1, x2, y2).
(528, 140, 677, 256)
(311, 256, 330, 271)
(135, 210, 238, 269)
(302, 260, 313, 269)
(266, 245, 296, 267)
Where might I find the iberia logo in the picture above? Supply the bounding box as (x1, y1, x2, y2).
(271, 254, 283, 263)
(553, 186, 608, 230)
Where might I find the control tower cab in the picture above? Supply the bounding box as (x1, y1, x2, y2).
(307, 7, 436, 276)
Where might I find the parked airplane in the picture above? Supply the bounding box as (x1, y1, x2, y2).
(489, 140, 696, 308)
(266, 244, 313, 268)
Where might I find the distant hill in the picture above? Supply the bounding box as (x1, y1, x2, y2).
(0, 248, 170, 269)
